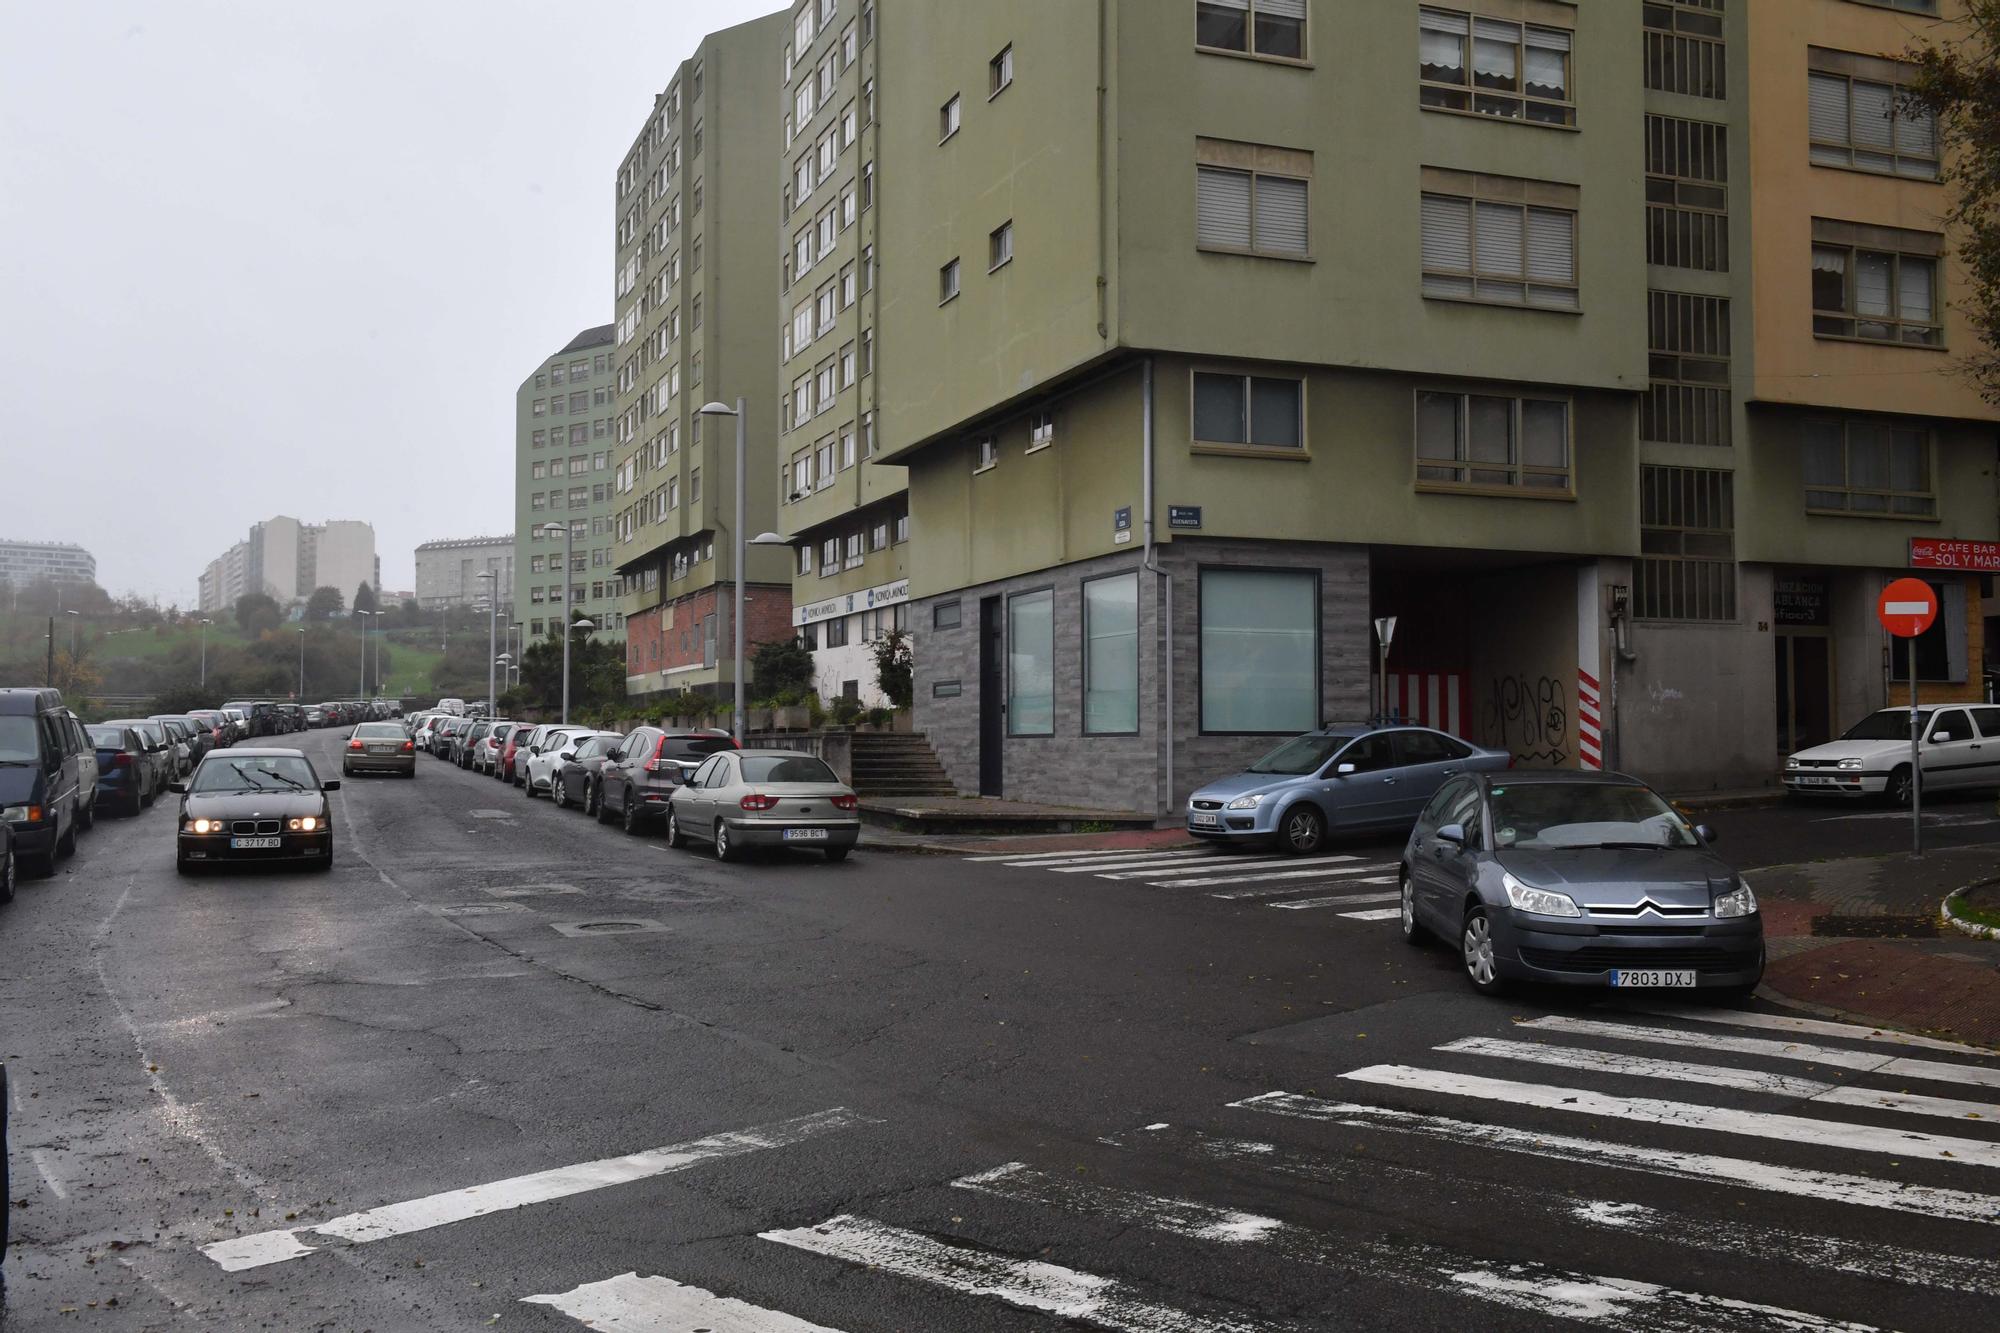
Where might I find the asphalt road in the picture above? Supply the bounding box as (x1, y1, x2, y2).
(2, 731, 1995, 1331)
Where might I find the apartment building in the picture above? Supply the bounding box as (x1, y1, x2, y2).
(416, 537, 516, 612)
(513, 325, 622, 642)
(611, 14, 794, 698)
(199, 517, 379, 613)
(776, 0, 910, 704)
(0, 539, 97, 590)
(864, 0, 1995, 814)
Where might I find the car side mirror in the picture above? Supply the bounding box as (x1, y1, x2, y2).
(1931, 732, 1952, 744)
(168, 781, 187, 794)
(609, 749, 623, 761)
(1336, 763, 1357, 776)
(1436, 823, 1466, 847)
(321, 779, 341, 791)
(1695, 824, 1718, 845)
(560, 750, 576, 762)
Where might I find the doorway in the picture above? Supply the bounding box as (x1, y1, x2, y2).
(979, 596, 1003, 795)
(1775, 633, 1833, 755)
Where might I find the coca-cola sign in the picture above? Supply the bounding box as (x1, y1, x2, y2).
(1909, 538, 2000, 572)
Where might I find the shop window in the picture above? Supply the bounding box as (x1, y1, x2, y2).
(1084, 572, 1139, 734)
(1199, 568, 1316, 733)
(1637, 466, 1737, 622)
(1007, 589, 1054, 735)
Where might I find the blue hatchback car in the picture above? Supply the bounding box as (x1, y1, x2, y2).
(1187, 723, 1512, 855)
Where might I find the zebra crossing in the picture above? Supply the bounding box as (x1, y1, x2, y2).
(504, 1004, 1998, 1331)
(963, 845, 1406, 919)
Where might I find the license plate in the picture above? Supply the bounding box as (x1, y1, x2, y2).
(783, 828, 829, 841)
(1189, 812, 1220, 827)
(231, 836, 281, 850)
(367, 745, 395, 754)
(1793, 776, 1837, 786)
(1611, 969, 1696, 988)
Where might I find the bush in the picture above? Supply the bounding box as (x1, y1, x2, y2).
(752, 637, 816, 699)
(829, 695, 864, 726)
(866, 707, 892, 729)
(871, 629, 913, 709)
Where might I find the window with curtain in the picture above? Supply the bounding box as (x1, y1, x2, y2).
(1415, 391, 1571, 493)
(1419, 8, 1574, 125)
(1197, 165, 1309, 256)
(1807, 69, 1938, 179)
(1007, 589, 1054, 736)
(1421, 192, 1577, 308)
(1200, 569, 1317, 733)
(1196, 0, 1306, 61)
(1084, 573, 1140, 734)
(1803, 418, 1935, 516)
(1811, 242, 1940, 345)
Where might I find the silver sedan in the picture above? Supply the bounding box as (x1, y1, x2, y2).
(665, 749, 860, 862)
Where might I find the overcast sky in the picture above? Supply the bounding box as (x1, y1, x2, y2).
(0, 0, 773, 607)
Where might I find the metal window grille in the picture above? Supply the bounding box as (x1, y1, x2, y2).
(1637, 466, 1736, 621)
(1644, 290, 1731, 446)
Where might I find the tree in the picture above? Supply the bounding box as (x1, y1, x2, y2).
(306, 585, 345, 621)
(871, 627, 913, 709)
(751, 637, 816, 701)
(235, 592, 283, 634)
(1908, 7, 2000, 401)
(353, 581, 378, 616)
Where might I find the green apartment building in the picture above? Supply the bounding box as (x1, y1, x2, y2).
(512, 324, 622, 644)
(611, 14, 797, 698)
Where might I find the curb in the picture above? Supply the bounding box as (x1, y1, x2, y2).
(1941, 883, 2000, 942)
(1751, 981, 2000, 1053)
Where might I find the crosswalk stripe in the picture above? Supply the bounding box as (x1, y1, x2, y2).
(1178, 862, 1388, 891)
(1118, 1125, 2000, 1299)
(1233, 1092, 2000, 1225)
(1441, 1036, 2000, 1121)
(1519, 1015, 2000, 1091)
(962, 847, 1187, 864)
(1048, 851, 1266, 874)
(1339, 1064, 2000, 1168)
(1093, 856, 1294, 879)
(1267, 889, 1399, 911)
(761, 1214, 1279, 1333)
(1338, 907, 1402, 922)
(951, 1161, 1877, 1331)
(1630, 1005, 1996, 1056)
(200, 1107, 877, 1272)
(522, 1272, 843, 1331)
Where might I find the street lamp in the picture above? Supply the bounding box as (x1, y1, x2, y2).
(509, 622, 524, 689)
(698, 399, 789, 741)
(64, 609, 79, 659)
(357, 610, 382, 695)
(567, 618, 596, 723)
(476, 570, 499, 719)
(297, 627, 307, 700)
(540, 522, 578, 722)
(198, 618, 213, 688)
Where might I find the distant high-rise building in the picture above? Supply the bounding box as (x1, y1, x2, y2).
(197, 518, 378, 612)
(417, 537, 516, 611)
(0, 539, 97, 592)
(514, 325, 621, 644)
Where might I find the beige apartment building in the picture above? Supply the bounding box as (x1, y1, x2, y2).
(611, 14, 796, 698)
(820, 0, 1999, 814)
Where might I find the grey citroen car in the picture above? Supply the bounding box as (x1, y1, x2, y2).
(1400, 770, 1763, 997)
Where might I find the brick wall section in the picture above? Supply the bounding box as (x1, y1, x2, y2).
(625, 582, 794, 682)
(912, 539, 1370, 816)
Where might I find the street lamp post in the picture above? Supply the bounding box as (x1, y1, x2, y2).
(698, 400, 789, 742)
(540, 523, 576, 722)
(568, 618, 596, 723)
(64, 609, 79, 659)
(199, 618, 212, 688)
(297, 627, 307, 700)
(357, 610, 382, 696)
(509, 622, 523, 690)
(476, 571, 499, 718)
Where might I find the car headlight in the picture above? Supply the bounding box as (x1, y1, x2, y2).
(1784, 756, 1800, 770)
(2, 804, 38, 824)
(1225, 793, 1266, 811)
(186, 818, 218, 834)
(1837, 758, 1863, 771)
(1502, 872, 1581, 918)
(287, 817, 320, 831)
(1714, 878, 1758, 918)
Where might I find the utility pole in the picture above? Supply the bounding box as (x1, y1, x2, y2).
(476, 570, 498, 718)
(298, 627, 307, 700)
(542, 523, 575, 723)
(199, 618, 212, 688)
(45, 616, 54, 686)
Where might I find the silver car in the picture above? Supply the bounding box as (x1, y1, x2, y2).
(665, 749, 860, 862)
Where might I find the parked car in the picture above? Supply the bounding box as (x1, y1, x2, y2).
(0, 819, 13, 903)
(61, 709, 99, 830)
(221, 700, 280, 737)
(522, 727, 595, 797)
(1186, 724, 1513, 855)
(343, 721, 417, 778)
(0, 688, 87, 875)
(152, 714, 214, 767)
(186, 709, 233, 750)
(1400, 770, 1763, 998)
(505, 725, 548, 785)
(439, 716, 471, 759)
(597, 728, 740, 831)
(473, 722, 515, 775)
(304, 705, 327, 727)
(552, 732, 625, 811)
(411, 714, 445, 754)
(1784, 703, 2000, 805)
(219, 708, 250, 743)
(173, 748, 338, 873)
(665, 750, 859, 861)
(279, 704, 307, 732)
(88, 723, 156, 816)
(453, 720, 488, 768)
(102, 719, 176, 799)
(437, 698, 467, 717)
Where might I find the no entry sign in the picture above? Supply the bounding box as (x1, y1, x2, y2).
(1878, 578, 1938, 638)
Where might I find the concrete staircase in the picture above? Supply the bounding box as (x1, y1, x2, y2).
(849, 731, 958, 798)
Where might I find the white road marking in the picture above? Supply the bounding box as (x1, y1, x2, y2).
(1628, 1005, 1997, 1056)
(31, 1149, 69, 1200)
(1339, 1064, 2000, 1168)
(1049, 851, 1290, 874)
(762, 1214, 1278, 1333)
(1235, 1091, 2000, 1225)
(1443, 1036, 2000, 1121)
(1093, 856, 1296, 879)
(202, 1106, 876, 1271)
(952, 1161, 1878, 1331)
(962, 847, 1190, 864)
(522, 1272, 844, 1332)
(1337, 907, 1403, 922)
(1267, 889, 1400, 911)
(1519, 1015, 2000, 1090)
(1179, 863, 1388, 890)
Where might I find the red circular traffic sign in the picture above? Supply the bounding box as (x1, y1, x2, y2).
(1878, 578, 1938, 638)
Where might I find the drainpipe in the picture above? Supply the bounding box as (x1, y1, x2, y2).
(1141, 357, 1172, 819)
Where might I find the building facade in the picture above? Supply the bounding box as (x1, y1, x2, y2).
(416, 537, 517, 612)
(610, 15, 795, 698)
(513, 325, 622, 643)
(198, 517, 379, 612)
(859, 0, 1996, 814)
(0, 539, 97, 591)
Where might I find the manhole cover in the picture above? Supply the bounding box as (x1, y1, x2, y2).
(549, 918, 671, 938)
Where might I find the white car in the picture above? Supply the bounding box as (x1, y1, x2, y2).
(521, 726, 594, 797)
(437, 698, 467, 717)
(1784, 704, 2000, 805)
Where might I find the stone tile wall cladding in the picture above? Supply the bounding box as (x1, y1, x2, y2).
(913, 539, 1371, 816)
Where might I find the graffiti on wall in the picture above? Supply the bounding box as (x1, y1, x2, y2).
(1483, 674, 1570, 768)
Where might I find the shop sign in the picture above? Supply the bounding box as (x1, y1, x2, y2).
(792, 578, 910, 627)
(1772, 574, 1829, 627)
(1909, 537, 2000, 572)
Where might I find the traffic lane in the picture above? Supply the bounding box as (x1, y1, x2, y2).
(1698, 789, 1998, 868)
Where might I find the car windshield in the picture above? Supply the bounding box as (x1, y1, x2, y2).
(1246, 734, 1353, 775)
(355, 723, 403, 738)
(0, 715, 41, 764)
(193, 757, 317, 793)
(1488, 782, 1698, 850)
(88, 726, 127, 748)
(1841, 711, 1917, 742)
(740, 755, 839, 784)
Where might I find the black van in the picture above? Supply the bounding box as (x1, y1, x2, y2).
(0, 688, 85, 875)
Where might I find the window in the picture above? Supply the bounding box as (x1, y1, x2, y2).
(975, 436, 998, 471)
(1199, 569, 1316, 733)
(1007, 589, 1054, 735)
(1419, 9, 1573, 125)
(531, 462, 546, 480)
(1644, 0, 1725, 100)
(895, 510, 908, 543)
(689, 469, 700, 503)
(692, 296, 702, 330)
(844, 533, 864, 567)
(1803, 418, 1935, 517)
(821, 537, 838, 573)
(1196, 164, 1308, 257)
(1646, 290, 1732, 447)
(990, 44, 1014, 97)
(1196, 0, 1306, 62)
(1415, 391, 1570, 493)
(940, 258, 961, 304)
(860, 331, 873, 377)
(551, 363, 566, 385)
(530, 555, 545, 574)
(532, 399, 546, 416)
(570, 391, 588, 412)
(841, 261, 856, 306)
(1192, 371, 1303, 449)
(1809, 64, 1938, 180)
(933, 600, 961, 630)
(1084, 572, 1139, 734)
(824, 616, 849, 648)
(861, 161, 874, 210)
(1420, 182, 1577, 309)
(817, 435, 836, 479)
(870, 520, 888, 550)
(1637, 467, 1737, 621)
(1811, 234, 1941, 346)
(798, 545, 813, 576)
(840, 341, 856, 387)
(989, 220, 1014, 271)
(1646, 114, 1729, 272)
(1027, 410, 1055, 452)
(532, 429, 545, 447)
(940, 95, 961, 142)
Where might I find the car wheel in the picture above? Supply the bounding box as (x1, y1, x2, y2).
(175, 855, 194, 877)
(713, 819, 738, 862)
(595, 784, 616, 825)
(524, 774, 538, 798)
(665, 806, 687, 848)
(127, 784, 144, 817)
(56, 812, 77, 857)
(316, 846, 334, 872)
(553, 778, 569, 809)
(1461, 905, 1507, 996)
(623, 794, 641, 835)
(0, 847, 14, 902)
(1885, 766, 1914, 809)
(80, 797, 95, 832)
(1400, 871, 1424, 945)
(584, 780, 600, 818)
(825, 847, 849, 863)
(1278, 803, 1325, 856)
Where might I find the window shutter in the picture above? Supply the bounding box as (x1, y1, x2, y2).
(1525, 208, 1573, 283)
(1807, 73, 1849, 146)
(1205, 0, 1248, 8)
(1197, 166, 1252, 249)
(1259, 0, 1305, 17)
(1472, 17, 1519, 42)
(1851, 81, 1895, 162)
(1420, 7, 1468, 35)
(1525, 26, 1570, 54)
(1475, 202, 1524, 277)
(1898, 102, 1938, 167)
(1253, 175, 1308, 253)
(1421, 195, 1471, 269)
